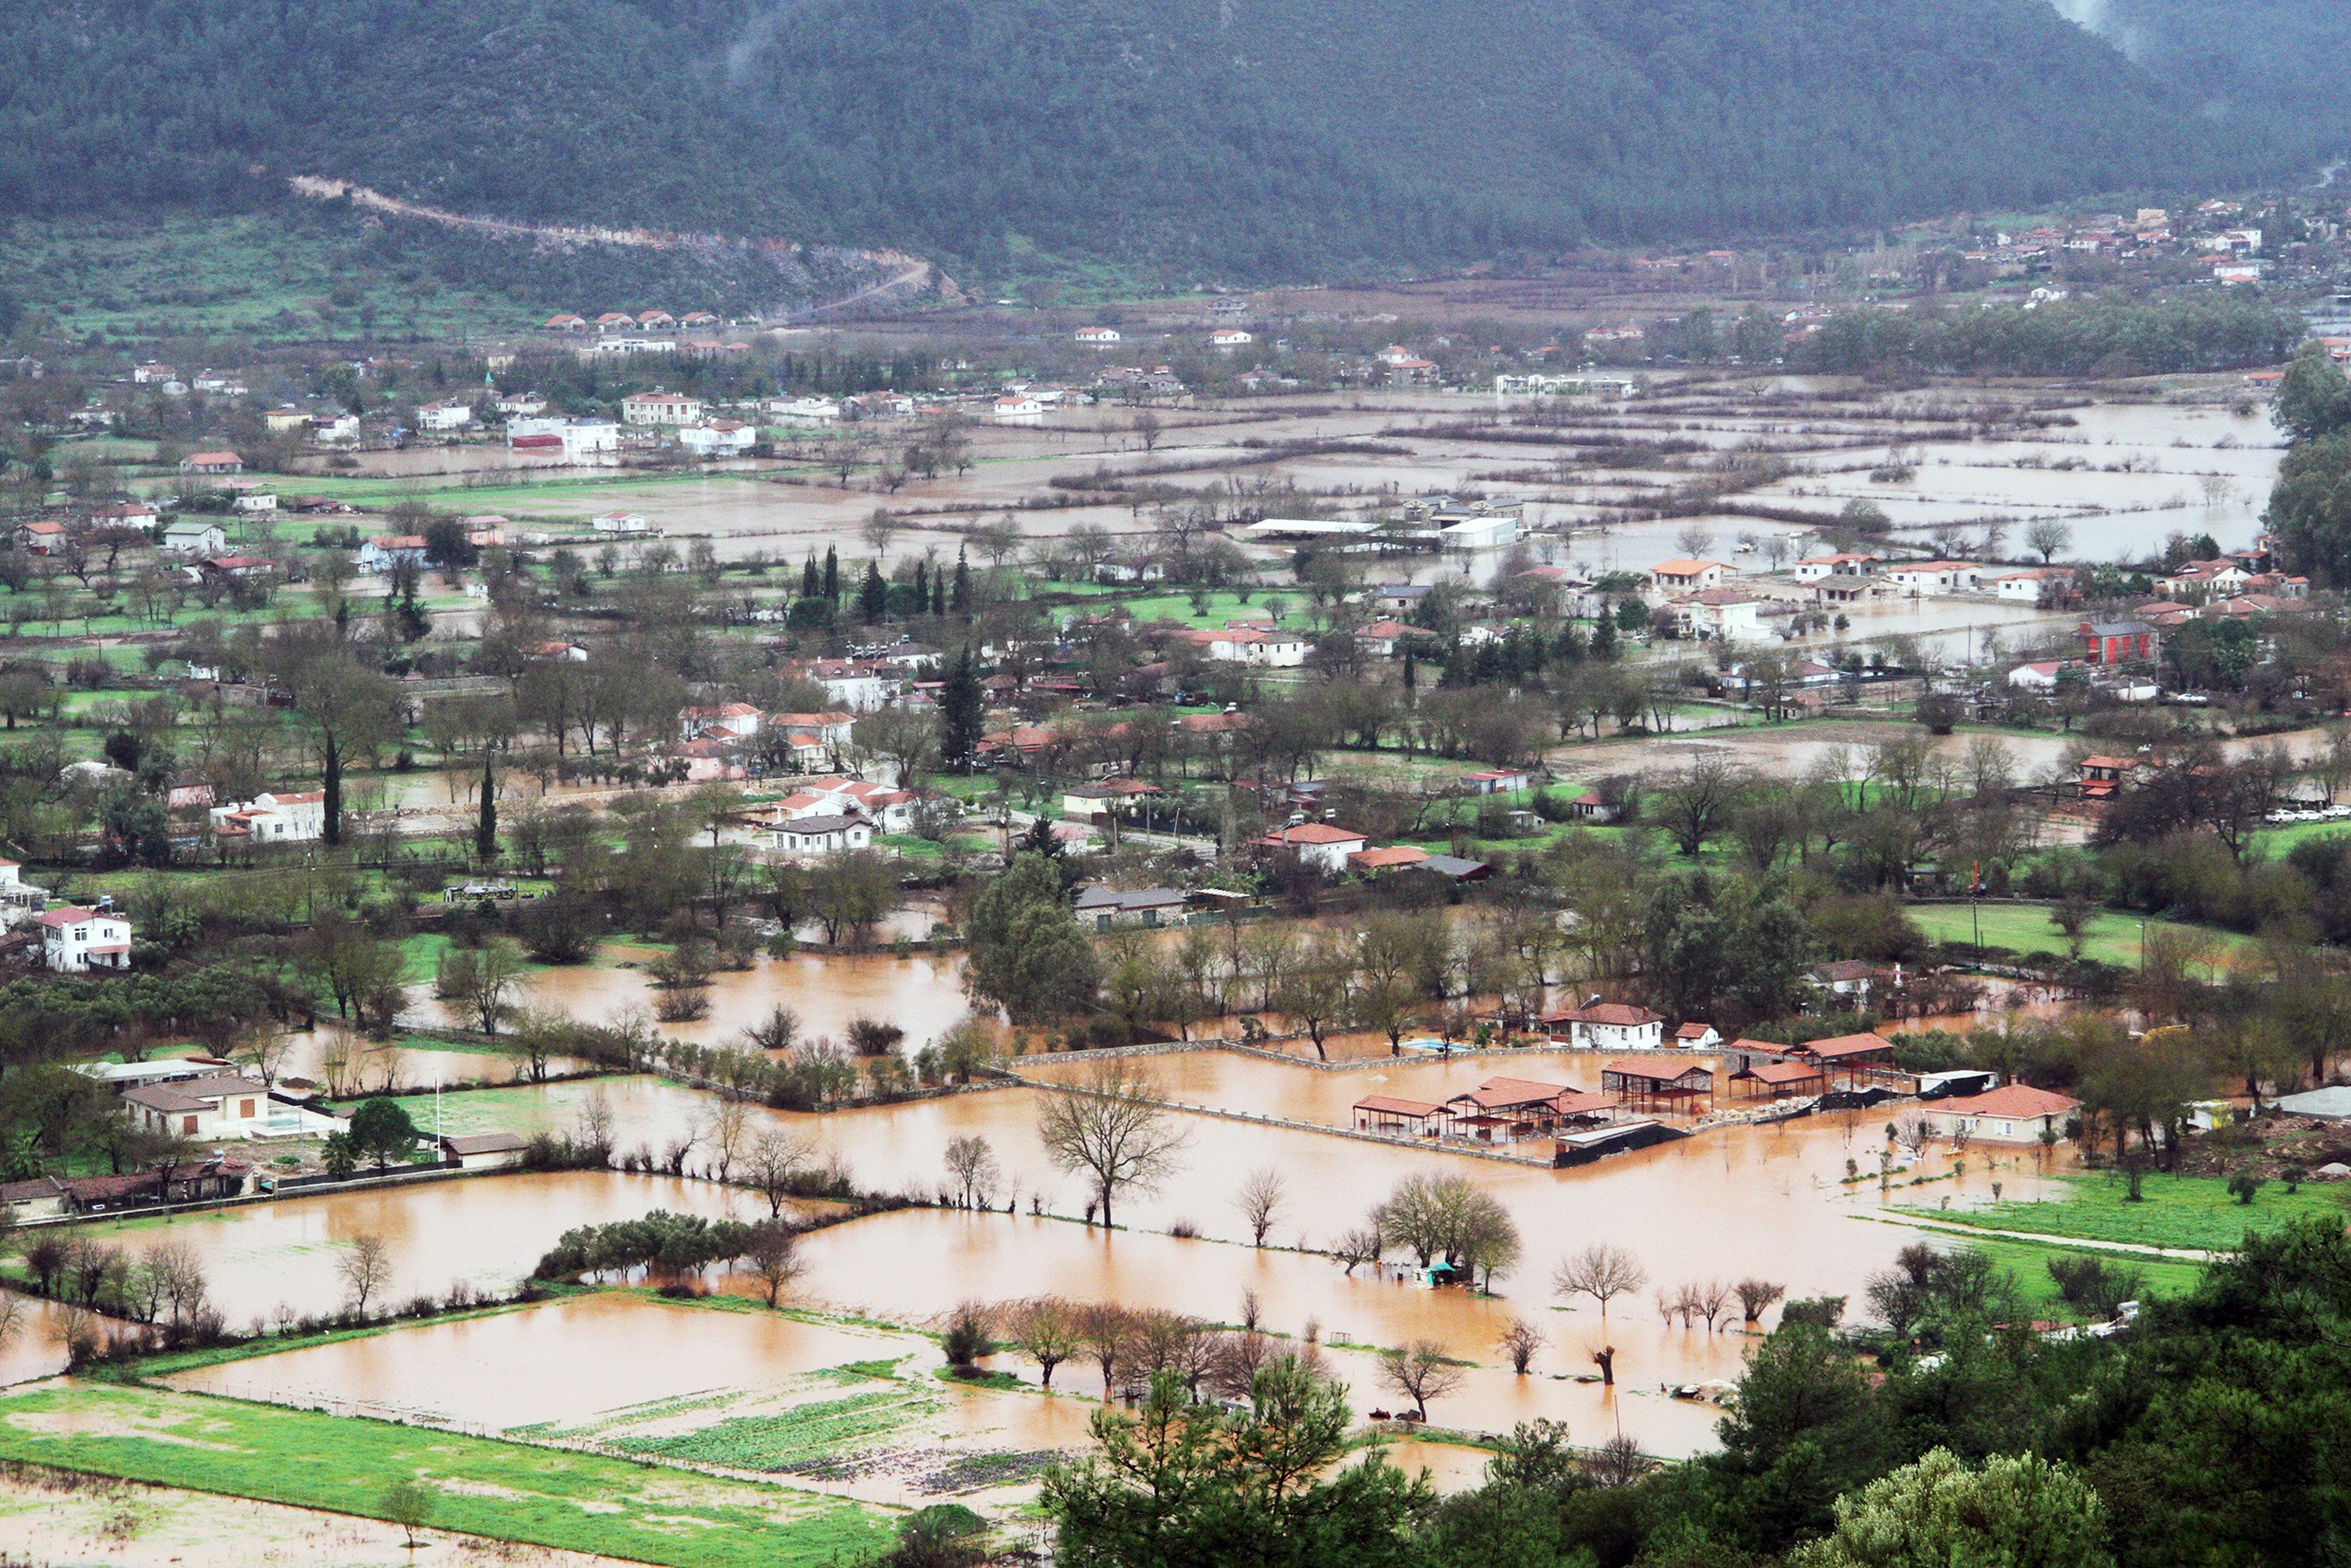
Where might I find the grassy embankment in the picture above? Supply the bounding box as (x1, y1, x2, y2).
(1904, 904, 2251, 969)
(0, 1382, 891, 1568)
(1906, 1171, 2351, 1253)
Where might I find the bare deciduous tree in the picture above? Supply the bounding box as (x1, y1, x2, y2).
(744, 1222, 804, 1308)
(944, 1134, 1002, 1209)
(1553, 1243, 1649, 1314)
(337, 1233, 393, 1316)
(1035, 1066, 1190, 1229)
(1378, 1339, 1467, 1421)
(1235, 1167, 1286, 1248)
(745, 1130, 816, 1219)
(1333, 1226, 1384, 1275)
(1001, 1296, 1082, 1388)
(1499, 1319, 1546, 1374)
(1734, 1278, 1787, 1325)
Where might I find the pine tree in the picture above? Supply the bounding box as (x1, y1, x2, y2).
(1592, 614, 1618, 661)
(913, 557, 930, 610)
(932, 570, 947, 617)
(950, 546, 972, 614)
(859, 560, 888, 624)
(800, 552, 820, 599)
(823, 545, 840, 602)
(940, 644, 986, 770)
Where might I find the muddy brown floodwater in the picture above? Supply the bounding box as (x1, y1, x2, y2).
(497, 949, 972, 1050)
(71, 1048, 2076, 1460)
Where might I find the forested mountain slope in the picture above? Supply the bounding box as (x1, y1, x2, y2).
(0, 0, 2319, 280)
(2054, 0, 2351, 166)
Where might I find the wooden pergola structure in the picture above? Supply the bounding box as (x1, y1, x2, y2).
(1438, 1077, 1575, 1143)
(1353, 1095, 1445, 1138)
(1733, 1059, 1828, 1100)
(1791, 1033, 1896, 1088)
(1599, 1059, 1714, 1114)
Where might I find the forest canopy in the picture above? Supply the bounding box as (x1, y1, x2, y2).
(0, 0, 2308, 281)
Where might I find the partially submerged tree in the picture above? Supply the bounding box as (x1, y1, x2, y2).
(1035, 1064, 1189, 1229)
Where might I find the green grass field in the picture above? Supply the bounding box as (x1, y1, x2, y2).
(1958, 1235, 2204, 1320)
(1907, 903, 2248, 968)
(1903, 1171, 2351, 1253)
(0, 1382, 890, 1567)
(2246, 820, 2351, 856)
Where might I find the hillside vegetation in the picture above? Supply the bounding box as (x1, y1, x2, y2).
(0, 0, 2306, 281)
(2060, 0, 2351, 165)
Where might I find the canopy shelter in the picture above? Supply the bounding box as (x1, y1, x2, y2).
(1733, 1059, 1828, 1100)
(1599, 1059, 1714, 1114)
(1789, 1033, 1896, 1088)
(1353, 1095, 1445, 1138)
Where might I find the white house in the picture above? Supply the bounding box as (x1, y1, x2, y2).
(1210, 329, 1254, 351)
(679, 702, 763, 741)
(1195, 626, 1310, 666)
(357, 535, 429, 572)
(37, 907, 134, 972)
(1669, 590, 1765, 640)
(592, 511, 652, 535)
(763, 397, 842, 426)
(1883, 561, 1985, 596)
(1650, 559, 1729, 592)
(415, 400, 474, 432)
(0, 860, 49, 928)
(310, 414, 362, 444)
(769, 813, 875, 856)
(2155, 559, 2253, 600)
(208, 791, 327, 843)
(1792, 553, 1882, 582)
(562, 421, 621, 458)
(621, 391, 705, 425)
(2008, 659, 2081, 691)
(1255, 822, 1370, 873)
(678, 419, 757, 457)
(1914, 1084, 2080, 1145)
(1074, 327, 1123, 347)
(121, 1074, 271, 1139)
(1989, 568, 2067, 602)
(1541, 1001, 1665, 1051)
(161, 520, 227, 558)
(994, 395, 1046, 424)
(792, 660, 893, 711)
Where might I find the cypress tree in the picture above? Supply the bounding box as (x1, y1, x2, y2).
(913, 557, 929, 610)
(859, 560, 888, 623)
(476, 745, 498, 864)
(950, 546, 971, 614)
(800, 551, 820, 599)
(940, 645, 985, 769)
(823, 545, 839, 602)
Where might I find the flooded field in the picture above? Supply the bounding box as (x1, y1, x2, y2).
(494, 947, 971, 1050)
(165, 1291, 1096, 1507)
(60, 1046, 2078, 1467)
(75, 1171, 761, 1327)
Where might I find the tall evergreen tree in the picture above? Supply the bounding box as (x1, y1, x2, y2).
(950, 546, 972, 614)
(476, 744, 498, 864)
(859, 560, 888, 624)
(913, 557, 929, 610)
(940, 645, 986, 770)
(823, 545, 839, 603)
(800, 551, 820, 600)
